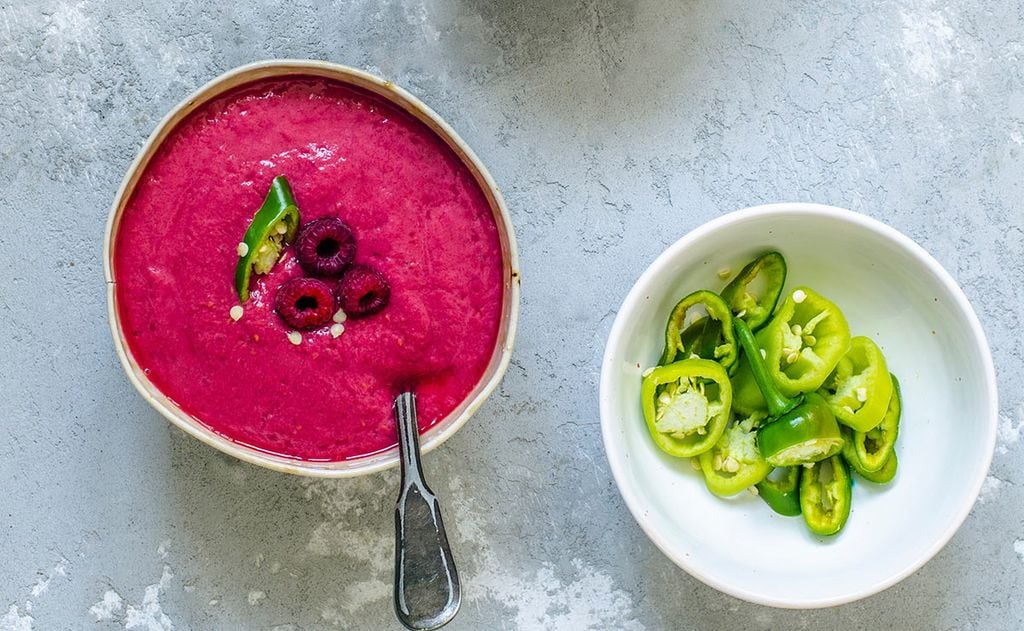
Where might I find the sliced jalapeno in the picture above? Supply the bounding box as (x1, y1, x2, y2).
(720, 251, 787, 331)
(853, 374, 901, 470)
(234, 175, 301, 302)
(756, 467, 802, 516)
(756, 393, 844, 467)
(698, 412, 771, 497)
(760, 286, 851, 397)
(641, 359, 732, 458)
(841, 425, 899, 484)
(800, 454, 852, 536)
(660, 290, 737, 369)
(857, 452, 898, 484)
(819, 337, 893, 432)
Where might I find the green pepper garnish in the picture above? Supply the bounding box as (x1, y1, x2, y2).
(853, 374, 901, 471)
(720, 251, 787, 331)
(756, 467, 802, 516)
(819, 337, 893, 432)
(734, 319, 844, 467)
(841, 422, 899, 484)
(856, 452, 898, 484)
(641, 359, 732, 458)
(800, 455, 852, 536)
(697, 411, 771, 497)
(757, 286, 851, 397)
(680, 316, 723, 364)
(660, 290, 737, 369)
(234, 175, 301, 302)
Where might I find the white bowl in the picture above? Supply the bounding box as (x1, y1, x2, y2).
(104, 60, 520, 477)
(599, 203, 997, 608)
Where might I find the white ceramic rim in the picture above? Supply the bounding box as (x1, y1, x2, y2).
(104, 59, 521, 478)
(599, 202, 998, 608)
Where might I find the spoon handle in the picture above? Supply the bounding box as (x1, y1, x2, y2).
(393, 392, 461, 631)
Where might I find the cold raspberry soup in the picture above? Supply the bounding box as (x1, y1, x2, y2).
(114, 76, 505, 461)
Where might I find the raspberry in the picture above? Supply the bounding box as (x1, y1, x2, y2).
(274, 278, 336, 329)
(336, 265, 390, 318)
(294, 217, 356, 277)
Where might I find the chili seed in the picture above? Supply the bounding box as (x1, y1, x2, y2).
(690, 457, 702, 471)
(856, 387, 868, 402)
(717, 268, 732, 280)
(786, 351, 800, 364)
(791, 324, 803, 336)
(793, 289, 807, 303)
(236, 242, 249, 257)
(330, 323, 345, 338)
(287, 331, 302, 345)
(748, 486, 759, 496)
(229, 305, 244, 321)
(803, 334, 817, 346)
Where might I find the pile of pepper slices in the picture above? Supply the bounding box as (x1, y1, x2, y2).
(641, 252, 902, 536)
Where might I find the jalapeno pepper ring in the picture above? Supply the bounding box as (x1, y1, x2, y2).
(841, 425, 900, 483)
(641, 359, 732, 458)
(800, 454, 852, 536)
(660, 290, 737, 369)
(820, 337, 893, 433)
(857, 452, 898, 484)
(234, 175, 301, 302)
(760, 286, 851, 397)
(853, 374, 901, 471)
(698, 412, 771, 497)
(721, 251, 787, 331)
(756, 467, 802, 516)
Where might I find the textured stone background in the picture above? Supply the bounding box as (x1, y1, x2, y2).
(2, 0, 1023, 629)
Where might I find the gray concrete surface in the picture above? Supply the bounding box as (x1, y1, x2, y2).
(2, 0, 1023, 629)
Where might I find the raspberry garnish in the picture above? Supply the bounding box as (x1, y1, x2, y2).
(336, 265, 390, 318)
(294, 217, 356, 277)
(274, 277, 336, 329)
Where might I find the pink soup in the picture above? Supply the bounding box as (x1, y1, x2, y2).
(114, 77, 504, 461)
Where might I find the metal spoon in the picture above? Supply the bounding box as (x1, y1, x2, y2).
(393, 392, 461, 630)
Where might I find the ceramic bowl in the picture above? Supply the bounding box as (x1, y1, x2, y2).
(104, 60, 520, 477)
(600, 203, 997, 607)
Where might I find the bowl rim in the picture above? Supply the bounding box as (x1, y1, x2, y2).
(599, 202, 998, 608)
(104, 59, 521, 478)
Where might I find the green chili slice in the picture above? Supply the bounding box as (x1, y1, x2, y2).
(820, 337, 893, 433)
(698, 412, 771, 497)
(234, 175, 301, 302)
(800, 455, 852, 536)
(720, 251, 787, 331)
(660, 290, 737, 369)
(852, 374, 901, 470)
(756, 467, 802, 516)
(641, 359, 732, 458)
(759, 286, 851, 397)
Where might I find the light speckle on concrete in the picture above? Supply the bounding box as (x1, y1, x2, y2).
(977, 475, 1003, 505)
(998, 404, 1024, 455)
(2, 0, 1024, 629)
(89, 590, 124, 621)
